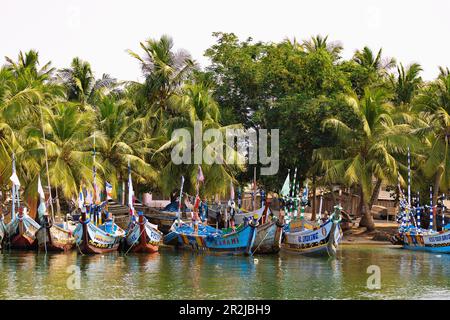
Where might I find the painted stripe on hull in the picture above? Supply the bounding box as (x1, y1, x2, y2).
(174, 243, 252, 255)
(403, 245, 450, 253)
(281, 242, 330, 256)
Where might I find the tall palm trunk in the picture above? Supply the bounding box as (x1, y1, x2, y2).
(368, 178, 382, 210)
(358, 186, 375, 231)
(347, 186, 353, 215)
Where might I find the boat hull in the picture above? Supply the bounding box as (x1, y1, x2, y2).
(402, 230, 450, 253)
(165, 223, 257, 255)
(252, 220, 283, 254)
(9, 234, 37, 250)
(281, 220, 342, 257)
(145, 209, 192, 234)
(0, 219, 5, 249)
(6, 214, 41, 250)
(73, 218, 123, 254)
(208, 206, 267, 226)
(37, 224, 75, 252)
(125, 216, 162, 253)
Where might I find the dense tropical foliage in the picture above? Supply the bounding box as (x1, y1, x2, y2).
(0, 33, 448, 230)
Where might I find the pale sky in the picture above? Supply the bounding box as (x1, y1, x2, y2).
(2, 0, 449, 81)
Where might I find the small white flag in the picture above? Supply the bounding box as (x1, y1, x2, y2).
(10, 172, 20, 187)
(37, 175, 45, 200)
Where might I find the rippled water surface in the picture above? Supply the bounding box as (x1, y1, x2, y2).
(0, 245, 449, 299)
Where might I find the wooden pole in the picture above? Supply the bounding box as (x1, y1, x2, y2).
(40, 109, 55, 222)
(252, 167, 256, 211)
(311, 175, 316, 221)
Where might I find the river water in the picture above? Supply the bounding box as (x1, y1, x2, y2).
(0, 245, 449, 299)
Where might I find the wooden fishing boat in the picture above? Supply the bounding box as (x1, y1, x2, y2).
(6, 210, 41, 250)
(252, 218, 284, 254)
(281, 206, 342, 257)
(73, 209, 125, 254)
(391, 149, 450, 253)
(145, 205, 193, 234)
(400, 228, 450, 253)
(234, 202, 284, 254)
(36, 215, 75, 252)
(208, 205, 266, 226)
(163, 217, 259, 255)
(125, 212, 163, 253)
(0, 215, 6, 249)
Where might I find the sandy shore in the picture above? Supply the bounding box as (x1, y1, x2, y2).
(341, 219, 399, 246)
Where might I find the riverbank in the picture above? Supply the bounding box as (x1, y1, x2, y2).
(342, 219, 399, 246)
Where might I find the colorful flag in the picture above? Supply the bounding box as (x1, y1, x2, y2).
(197, 165, 204, 183)
(302, 183, 309, 203)
(106, 181, 113, 200)
(85, 189, 93, 206)
(194, 194, 201, 211)
(78, 185, 85, 209)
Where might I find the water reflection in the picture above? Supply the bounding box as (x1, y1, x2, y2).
(1, 246, 450, 299)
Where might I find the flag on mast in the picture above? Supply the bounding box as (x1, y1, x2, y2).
(37, 175, 45, 200)
(106, 181, 113, 200)
(37, 175, 47, 219)
(230, 181, 235, 200)
(78, 185, 85, 210)
(280, 171, 290, 197)
(197, 164, 205, 183)
(128, 162, 135, 215)
(85, 189, 93, 206)
(10, 163, 20, 186)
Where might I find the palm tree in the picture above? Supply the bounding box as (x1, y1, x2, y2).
(154, 83, 242, 197)
(414, 72, 450, 205)
(353, 47, 396, 77)
(94, 94, 158, 199)
(390, 63, 423, 106)
(5, 50, 54, 81)
(0, 51, 64, 214)
(303, 35, 343, 60)
(314, 88, 411, 230)
(59, 57, 117, 106)
(43, 102, 93, 208)
(127, 35, 195, 121)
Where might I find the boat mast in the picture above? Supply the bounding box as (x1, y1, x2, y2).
(128, 159, 135, 216)
(92, 131, 100, 225)
(407, 147, 411, 226)
(318, 191, 323, 222)
(290, 167, 297, 219)
(11, 154, 18, 219)
(177, 176, 185, 225)
(429, 185, 434, 231)
(416, 191, 421, 228)
(40, 107, 54, 221)
(252, 166, 256, 211)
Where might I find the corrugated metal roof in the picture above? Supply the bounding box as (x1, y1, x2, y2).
(378, 190, 395, 201)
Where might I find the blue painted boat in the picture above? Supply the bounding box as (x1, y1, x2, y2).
(398, 225, 450, 253)
(163, 218, 258, 255)
(281, 205, 343, 257)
